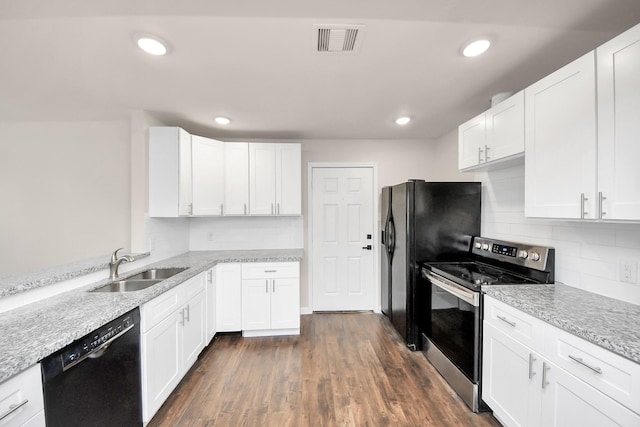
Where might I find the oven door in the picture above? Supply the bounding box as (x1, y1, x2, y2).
(425, 270, 481, 384)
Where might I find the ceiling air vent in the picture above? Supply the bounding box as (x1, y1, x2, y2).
(314, 25, 365, 53)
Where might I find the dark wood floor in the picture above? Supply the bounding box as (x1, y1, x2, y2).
(148, 313, 500, 427)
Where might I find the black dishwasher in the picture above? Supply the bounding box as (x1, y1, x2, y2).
(41, 308, 143, 427)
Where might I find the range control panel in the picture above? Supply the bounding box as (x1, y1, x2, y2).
(471, 237, 554, 271)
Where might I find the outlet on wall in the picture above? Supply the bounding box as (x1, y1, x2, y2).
(620, 260, 638, 284)
(206, 232, 214, 242)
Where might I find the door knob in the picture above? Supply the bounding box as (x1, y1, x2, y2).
(362, 245, 372, 250)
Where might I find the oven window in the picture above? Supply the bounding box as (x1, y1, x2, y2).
(429, 284, 479, 382)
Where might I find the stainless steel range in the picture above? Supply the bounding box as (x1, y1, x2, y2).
(420, 237, 555, 412)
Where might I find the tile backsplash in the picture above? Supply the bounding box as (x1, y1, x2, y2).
(476, 165, 640, 305)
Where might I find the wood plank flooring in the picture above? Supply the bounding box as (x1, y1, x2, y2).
(148, 313, 500, 427)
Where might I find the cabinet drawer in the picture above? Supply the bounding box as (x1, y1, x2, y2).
(242, 262, 299, 279)
(141, 287, 180, 333)
(180, 274, 205, 305)
(0, 365, 44, 427)
(544, 325, 640, 415)
(483, 296, 545, 353)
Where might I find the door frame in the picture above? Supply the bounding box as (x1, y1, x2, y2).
(307, 162, 379, 313)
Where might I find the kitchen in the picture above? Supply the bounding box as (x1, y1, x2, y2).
(2, 1, 640, 426)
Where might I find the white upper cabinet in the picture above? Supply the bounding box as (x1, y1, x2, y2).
(597, 22, 640, 221)
(224, 142, 250, 215)
(524, 52, 597, 219)
(249, 143, 301, 215)
(149, 127, 193, 217)
(458, 91, 524, 171)
(191, 135, 225, 216)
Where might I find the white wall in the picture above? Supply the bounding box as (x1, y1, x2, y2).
(433, 130, 640, 305)
(0, 121, 131, 277)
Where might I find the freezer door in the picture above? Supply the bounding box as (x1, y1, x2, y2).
(381, 186, 392, 317)
(390, 183, 410, 344)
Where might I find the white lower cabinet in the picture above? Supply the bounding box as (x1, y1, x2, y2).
(205, 268, 216, 343)
(215, 263, 242, 332)
(483, 296, 640, 427)
(0, 364, 44, 427)
(141, 273, 206, 423)
(241, 262, 300, 337)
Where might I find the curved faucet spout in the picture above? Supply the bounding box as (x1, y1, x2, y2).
(109, 248, 135, 280)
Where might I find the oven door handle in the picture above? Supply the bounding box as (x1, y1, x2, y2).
(425, 271, 479, 307)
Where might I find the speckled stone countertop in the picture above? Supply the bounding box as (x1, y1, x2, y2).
(0, 252, 150, 298)
(483, 283, 640, 364)
(0, 249, 303, 383)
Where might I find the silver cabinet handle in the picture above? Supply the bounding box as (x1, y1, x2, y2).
(184, 304, 190, 322)
(529, 354, 537, 379)
(581, 193, 588, 219)
(478, 146, 484, 163)
(272, 279, 276, 293)
(485, 144, 491, 161)
(599, 192, 607, 218)
(180, 309, 185, 326)
(244, 203, 247, 215)
(497, 315, 516, 327)
(271, 203, 274, 214)
(220, 203, 224, 215)
(568, 354, 602, 374)
(264, 270, 277, 273)
(0, 399, 29, 421)
(542, 362, 551, 388)
(277, 203, 280, 215)
(265, 280, 269, 293)
(207, 270, 213, 284)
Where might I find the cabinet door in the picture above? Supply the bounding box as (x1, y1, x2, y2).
(205, 269, 216, 344)
(242, 279, 271, 330)
(192, 135, 225, 216)
(524, 52, 597, 219)
(182, 291, 206, 371)
(458, 113, 486, 170)
(540, 360, 640, 427)
(142, 312, 182, 422)
(178, 131, 193, 216)
(216, 263, 242, 331)
(597, 23, 640, 221)
(275, 144, 302, 215)
(486, 91, 524, 162)
(249, 143, 277, 215)
(270, 277, 300, 329)
(482, 323, 541, 427)
(149, 127, 192, 217)
(224, 142, 249, 215)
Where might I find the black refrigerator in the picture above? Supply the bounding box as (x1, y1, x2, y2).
(381, 180, 481, 350)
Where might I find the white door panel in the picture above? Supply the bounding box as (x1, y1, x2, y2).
(311, 167, 375, 311)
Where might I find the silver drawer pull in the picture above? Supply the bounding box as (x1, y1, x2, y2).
(0, 399, 29, 421)
(568, 354, 603, 374)
(542, 362, 551, 388)
(264, 270, 277, 273)
(528, 354, 537, 379)
(497, 315, 516, 327)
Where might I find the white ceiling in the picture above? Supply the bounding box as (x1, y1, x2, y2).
(2, 0, 640, 140)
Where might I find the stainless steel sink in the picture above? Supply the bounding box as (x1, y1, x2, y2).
(90, 267, 188, 293)
(126, 267, 187, 281)
(90, 279, 162, 293)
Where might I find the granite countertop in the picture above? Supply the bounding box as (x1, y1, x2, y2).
(483, 283, 640, 364)
(0, 249, 303, 383)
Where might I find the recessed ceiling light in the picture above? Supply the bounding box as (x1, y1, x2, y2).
(215, 116, 231, 125)
(136, 35, 168, 56)
(462, 39, 491, 57)
(395, 116, 411, 125)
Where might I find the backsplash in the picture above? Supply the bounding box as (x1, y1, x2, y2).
(475, 165, 640, 305)
(190, 216, 303, 250)
(145, 217, 190, 258)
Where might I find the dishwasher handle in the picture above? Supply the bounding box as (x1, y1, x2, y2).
(62, 323, 135, 372)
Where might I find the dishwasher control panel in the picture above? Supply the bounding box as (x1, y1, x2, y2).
(60, 311, 135, 370)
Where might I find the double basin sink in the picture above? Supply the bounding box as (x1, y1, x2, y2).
(90, 267, 188, 293)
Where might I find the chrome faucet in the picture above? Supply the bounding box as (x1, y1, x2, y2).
(109, 248, 135, 280)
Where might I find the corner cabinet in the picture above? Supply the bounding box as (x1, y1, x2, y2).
(482, 296, 640, 427)
(215, 263, 242, 332)
(249, 143, 302, 215)
(458, 91, 524, 171)
(241, 262, 300, 337)
(149, 127, 193, 217)
(596, 22, 640, 221)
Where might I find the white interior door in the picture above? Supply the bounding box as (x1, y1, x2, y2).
(311, 166, 375, 311)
